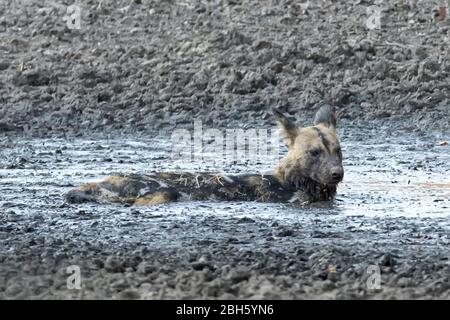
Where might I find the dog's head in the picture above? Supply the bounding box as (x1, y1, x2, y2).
(274, 105, 344, 189)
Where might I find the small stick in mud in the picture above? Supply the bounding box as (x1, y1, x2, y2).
(65, 105, 344, 206)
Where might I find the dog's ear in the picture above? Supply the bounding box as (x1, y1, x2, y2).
(314, 105, 337, 129)
(273, 108, 298, 147)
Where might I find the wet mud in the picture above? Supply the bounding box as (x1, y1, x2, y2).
(0, 0, 449, 299)
(0, 126, 448, 299)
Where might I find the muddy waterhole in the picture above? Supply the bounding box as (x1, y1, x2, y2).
(0, 124, 448, 299)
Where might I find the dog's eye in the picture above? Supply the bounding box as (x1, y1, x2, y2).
(309, 149, 321, 157)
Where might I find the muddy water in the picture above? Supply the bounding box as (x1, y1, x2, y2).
(0, 125, 449, 299)
(1, 126, 448, 217)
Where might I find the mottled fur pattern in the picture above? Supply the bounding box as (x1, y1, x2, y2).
(65, 173, 299, 205)
(66, 105, 344, 205)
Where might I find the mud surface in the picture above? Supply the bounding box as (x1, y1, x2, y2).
(0, 0, 449, 300)
(0, 126, 449, 299)
(0, 0, 449, 136)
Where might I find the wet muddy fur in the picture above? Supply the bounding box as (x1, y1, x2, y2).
(65, 172, 337, 205)
(66, 106, 343, 205)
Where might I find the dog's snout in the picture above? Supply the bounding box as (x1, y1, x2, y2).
(331, 168, 343, 182)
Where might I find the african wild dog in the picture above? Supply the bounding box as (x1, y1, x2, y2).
(65, 105, 344, 205)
